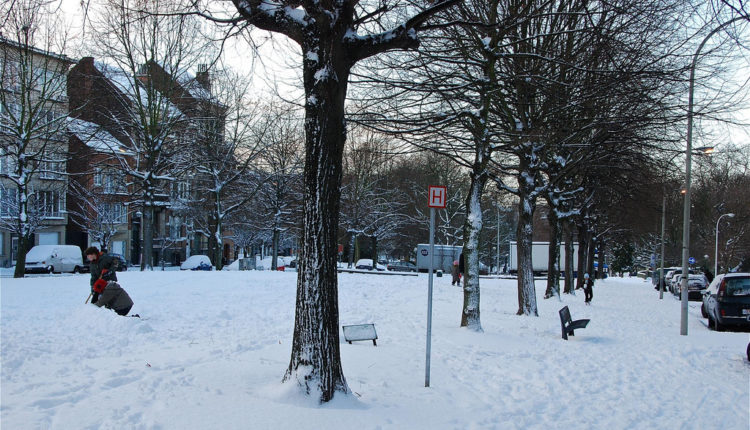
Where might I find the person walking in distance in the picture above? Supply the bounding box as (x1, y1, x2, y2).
(451, 260, 460, 286)
(584, 273, 594, 305)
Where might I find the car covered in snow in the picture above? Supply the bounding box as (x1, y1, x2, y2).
(355, 259, 386, 271)
(24, 245, 84, 274)
(180, 255, 213, 271)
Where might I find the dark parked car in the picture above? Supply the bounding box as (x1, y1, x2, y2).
(81, 252, 128, 273)
(702, 273, 750, 331)
(387, 261, 418, 272)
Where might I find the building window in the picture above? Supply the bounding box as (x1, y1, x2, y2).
(0, 148, 17, 175)
(38, 160, 65, 180)
(169, 216, 180, 239)
(173, 181, 190, 200)
(93, 168, 102, 186)
(0, 188, 18, 217)
(34, 190, 64, 218)
(101, 202, 126, 224)
(103, 170, 126, 194)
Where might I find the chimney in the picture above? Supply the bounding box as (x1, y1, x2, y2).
(196, 64, 211, 93)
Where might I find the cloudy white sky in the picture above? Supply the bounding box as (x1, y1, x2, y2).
(51, 0, 749, 148)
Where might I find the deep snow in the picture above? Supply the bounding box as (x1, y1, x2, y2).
(1, 270, 748, 429)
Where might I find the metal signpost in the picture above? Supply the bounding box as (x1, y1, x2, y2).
(425, 185, 446, 388)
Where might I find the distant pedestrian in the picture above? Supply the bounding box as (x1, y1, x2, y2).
(451, 260, 460, 286)
(85, 246, 134, 316)
(584, 273, 594, 305)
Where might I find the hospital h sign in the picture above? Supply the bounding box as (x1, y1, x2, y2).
(428, 186, 447, 208)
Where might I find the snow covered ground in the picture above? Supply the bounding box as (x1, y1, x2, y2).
(1, 270, 748, 429)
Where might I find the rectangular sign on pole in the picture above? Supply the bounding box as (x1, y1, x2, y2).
(428, 186, 447, 208)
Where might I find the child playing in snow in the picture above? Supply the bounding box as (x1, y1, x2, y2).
(85, 246, 134, 316)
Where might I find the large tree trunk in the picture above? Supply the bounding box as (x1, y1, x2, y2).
(563, 224, 575, 294)
(576, 221, 587, 289)
(141, 204, 154, 271)
(587, 232, 596, 279)
(516, 173, 538, 316)
(272, 227, 280, 271)
(544, 211, 561, 299)
(13, 234, 30, 278)
(13, 185, 30, 278)
(371, 235, 377, 271)
(347, 230, 355, 268)
(461, 173, 486, 331)
(283, 39, 350, 403)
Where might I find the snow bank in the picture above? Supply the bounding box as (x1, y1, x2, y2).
(1, 272, 747, 429)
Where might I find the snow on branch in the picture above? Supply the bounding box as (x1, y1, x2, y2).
(346, 0, 462, 63)
(231, 0, 308, 44)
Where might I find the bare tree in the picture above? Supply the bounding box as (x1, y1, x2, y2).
(194, 0, 461, 402)
(66, 178, 129, 252)
(0, 1, 73, 277)
(87, 0, 212, 270)
(255, 103, 304, 270)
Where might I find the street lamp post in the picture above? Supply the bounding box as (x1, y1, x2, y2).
(680, 17, 744, 336)
(715, 213, 735, 275)
(659, 192, 667, 299)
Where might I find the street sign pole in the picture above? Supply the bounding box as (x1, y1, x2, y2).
(425, 206, 435, 388)
(425, 185, 445, 388)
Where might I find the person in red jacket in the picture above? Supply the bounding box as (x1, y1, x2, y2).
(85, 247, 134, 316)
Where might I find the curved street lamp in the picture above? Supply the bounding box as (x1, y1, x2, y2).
(680, 16, 745, 336)
(715, 213, 735, 275)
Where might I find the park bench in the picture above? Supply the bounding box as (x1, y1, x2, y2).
(342, 323, 378, 346)
(559, 306, 590, 340)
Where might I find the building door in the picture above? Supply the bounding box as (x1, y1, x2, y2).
(37, 232, 59, 245)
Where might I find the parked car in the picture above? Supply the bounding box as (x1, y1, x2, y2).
(702, 273, 750, 331)
(684, 273, 709, 300)
(81, 252, 128, 273)
(110, 253, 128, 271)
(670, 271, 698, 295)
(654, 267, 681, 290)
(387, 261, 418, 272)
(355, 259, 386, 271)
(24, 245, 84, 274)
(180, 255, 213, 271)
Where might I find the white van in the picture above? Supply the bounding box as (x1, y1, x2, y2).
(24, 245, 84, 274)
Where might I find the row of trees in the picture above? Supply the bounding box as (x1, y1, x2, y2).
(3, 0, 748, 404)
(192, 0, 748, 402)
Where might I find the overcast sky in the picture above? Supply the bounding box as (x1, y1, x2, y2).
(53, 0, 749, 148)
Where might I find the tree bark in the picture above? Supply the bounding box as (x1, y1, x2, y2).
(141, 205, 154, 270)
(283, 37, 351, 402)
(516, 167, 538, 316)
(461, 173, 486, 330)
(13, 234, 30, 278)
(272, 227, 280, 271)
(563, 224, 575, 294)
(587, 233, 596, 279)
(576, 221, 587, 289)
(544, 211, 561, 299)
